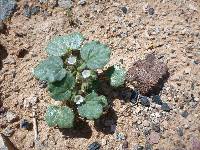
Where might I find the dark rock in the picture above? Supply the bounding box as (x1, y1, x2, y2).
(0, 107, 6, 115)
(20, 119, 31, 130)
(38, 80, 48, 88)
(0, 21, 6, 34)
(126, 54, 168, 96)
(148, 8, 154, 15)
(161, 103, 170, 112)
(0, 0, 17, 21)
(130, 90, 139, 104)
(181, 111, 189, 118)
(0, 133, 16, 149)
(122, 141, 128, 149)
(31, 6, 40, 15)
(139, 96, 150, 107)
(88, 142, 101, 150)
(177, 127, 184, 137)
(23, 4, 31, 18)
(144, 143, 152, 150)
(121, 7, 128, 14)
(136, 145, 144, 150)
(152, 123, 160, 133)
(152, 95, 163, 105)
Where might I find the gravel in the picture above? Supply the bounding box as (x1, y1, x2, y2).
(161, 103, 171, 112)
(88, 142, 101, 150)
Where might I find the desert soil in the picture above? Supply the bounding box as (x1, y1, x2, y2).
(0, 0, 200, 150)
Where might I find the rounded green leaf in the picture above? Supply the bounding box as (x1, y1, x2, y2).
(45, 32, 84, 56)
(85, 92, 108, 108)
(48, 71, 75, 100)
(33, 56, 67, 82)
(78, 101, 103, 120)
(106, 65, 126, 87)
(80, 41, 111, 69)
(45, 106, 74, 128)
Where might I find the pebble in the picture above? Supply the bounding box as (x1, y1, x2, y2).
(0, 0, 17, 20)
(148, 7, 154, 15)
(177, 127, 184, 137)
(0, 134, 16, 149)
(136, 145, 144, 150)
(139, 96, 150, 107)
(38, 80, 47, 88)
(24, 95, 38, 108)
(23, 4, 40, 18)
(152, 95, 162, 105)
(148, 131, 160, 144)
(58, 0, 72, 9)
(130, 90, 139, 104)
(88, 142, 101, 150)
(161, 103, 171, 112)
(0, 107, 6, 115)
(78, 0, 86, 5)
(121, 6, 128, 14)
(143, 120, 150, 127)
(144, 143, 153, 150)
(152, 123, 160, 133)
(0, 21, 6, 33)
(181, 110, 189, 118)
(2, 127, 14, 137)
(191, 137, 200, 150)
(101, 139, 107, 146)
(6, 111, 18, 123)
(115, 132, 126, 141)
(20, 119, 31, 130)
(122, 140, 128, 149)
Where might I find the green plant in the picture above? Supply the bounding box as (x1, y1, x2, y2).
(33, 32, 126, 128)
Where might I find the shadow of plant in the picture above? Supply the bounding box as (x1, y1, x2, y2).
(0, 44, 8, 70)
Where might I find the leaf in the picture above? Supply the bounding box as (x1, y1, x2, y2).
(48, 71, 75, 100)
(85, 92, 108, 108)
(45, 32, 84, 56)
(80, 41, 111, 69)
(78, 101, 103, 120)
(106, 65, 126, 87)
(45, 105, 74, 128)
(33, 56, 67, 83)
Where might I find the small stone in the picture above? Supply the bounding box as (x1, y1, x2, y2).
(0, 134, 16, 149)
(139, 96, 150, 107)
(0, 0, 17, 20)
(0, 107, 6, 115)
(191, 137, 200, 150)
(20, 119, 31, 130)
(24, 95, 38, 108)
(177, 127, 184, 137)
(78, 0, 86, 5)
(2, 127, 14, 137)
(143, 120, 150, 127)
(0, 21, 6, 33)
(23, 3, 31, 18)
(136, 145, 144, 150)
(152, 123, 160, 133)
(101, 139, 107, 146)
(152, 95, 162, 105)
(31, 6, 40, 15)
(38, 80, 47, 88)
(148, 7, 154, 15)
(144, 142, 153, 150)
(121, 6, 128, 14)
(161, 103, 170, 112)
(88, 142, 101, 150)
(115, 132, 126, 141)
(130, 90, 139, 104)
(58, 0, 72, 9)
(148, 131, 160, 144)
(143, 128, 151, 136)
(122, 141, 128, 149)
(181, 111, 189, 118)
(6, 111, 18, 123)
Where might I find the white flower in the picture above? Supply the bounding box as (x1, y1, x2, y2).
(82, 70, 91, 79)
(74, 95, 84, 105)
(67, 56, 77, 65)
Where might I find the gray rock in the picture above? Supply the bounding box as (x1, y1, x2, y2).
(177, 127, 184, 137)
(78, 0, 86, 5)
(24, 94, 38, 108)
(0, 0, 17, 21)
(0, 133, 16, 150)
(115, 132, 126, 141)
(6, 111, 18, 123)
(58, 0, 72, 8)
(2, 127, 14, 137)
